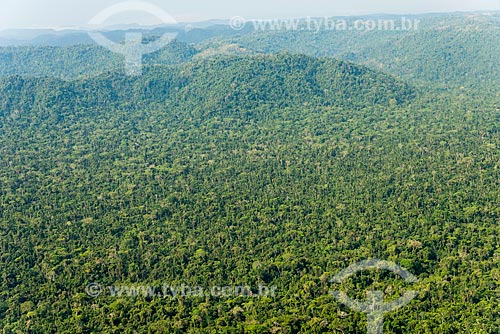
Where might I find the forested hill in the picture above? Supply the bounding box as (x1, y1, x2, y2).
(0, 54, 415, 116)
(201, 13, 500, 90)
(0, 40, 199, 80)
(1, 12, 499, 91)
(1, 35, 499, 333)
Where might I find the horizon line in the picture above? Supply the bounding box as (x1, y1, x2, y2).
(0, 9, 498, 32)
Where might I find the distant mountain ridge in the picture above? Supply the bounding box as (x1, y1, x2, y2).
(0, 40, 199, 80)
(0, 54, 415, 117)
(213, 12, 500, 89)
(0, 12, 498, 90)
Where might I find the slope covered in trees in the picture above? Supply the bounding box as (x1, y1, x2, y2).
(0, 40, 199, 80)
(201, 13, 500, 89)
(1, 12, 499, 91)
(0, 51, 499, 333)
(0, 54, 415, 113)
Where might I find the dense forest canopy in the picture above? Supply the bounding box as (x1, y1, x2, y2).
(0, 11, 499, 334)
(1, 12, 499, 90)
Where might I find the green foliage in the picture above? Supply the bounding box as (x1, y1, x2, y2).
(0, 21, 499, 333)
(204, 13, 500, 90)
(0, 40, 198, 80)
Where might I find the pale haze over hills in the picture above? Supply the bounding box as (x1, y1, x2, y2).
(1, 0, 500, 29)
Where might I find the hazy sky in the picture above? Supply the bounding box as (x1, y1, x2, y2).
(1, 0, 500, 29)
